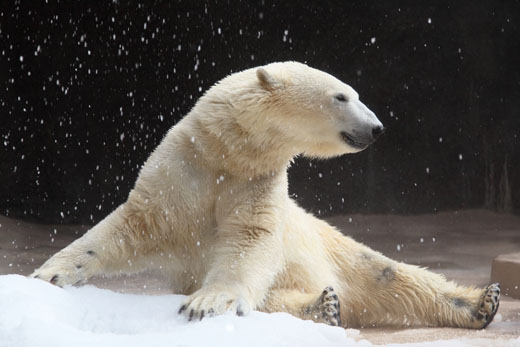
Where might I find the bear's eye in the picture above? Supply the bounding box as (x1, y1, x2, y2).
(334, 93, 348, 102)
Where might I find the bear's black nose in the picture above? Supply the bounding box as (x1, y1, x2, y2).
(372, 125, 385, 139)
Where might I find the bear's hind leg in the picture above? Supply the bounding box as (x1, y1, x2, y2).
(393, 267, 501, 329)
(340, 252, 500, 329)
(261, 287, 342, 327)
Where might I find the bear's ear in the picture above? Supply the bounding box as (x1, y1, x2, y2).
(256, 67, 277, 90)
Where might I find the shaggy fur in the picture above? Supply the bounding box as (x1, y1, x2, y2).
(31, 62, 499, 329)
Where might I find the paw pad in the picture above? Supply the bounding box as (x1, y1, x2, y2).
(318, 286, 341, 327)
(475, 283, 500, 329)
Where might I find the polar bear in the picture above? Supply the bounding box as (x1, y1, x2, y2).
(31, 62, 499, 329)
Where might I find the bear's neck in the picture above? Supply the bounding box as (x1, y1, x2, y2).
(187, 116, 298, 179)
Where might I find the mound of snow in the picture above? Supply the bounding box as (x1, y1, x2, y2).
(2, 275, 519, 347)
(0, 275, 369, 347)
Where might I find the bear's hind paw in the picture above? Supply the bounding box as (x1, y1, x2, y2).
(473, 283, 500, 329)
(317, 286, 342, 327)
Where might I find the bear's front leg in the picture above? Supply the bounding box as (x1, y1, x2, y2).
(31, 205, 145, 286)
(29, 209, 127, 286)
(179, 199, 285, 320)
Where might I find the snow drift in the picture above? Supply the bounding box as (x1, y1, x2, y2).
(0, 275, 368, 347)
(1, 275, 518, 347)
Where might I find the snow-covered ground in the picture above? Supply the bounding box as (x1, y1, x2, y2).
(1, 211, 520, 346)
(1, 274, 519, 347)
(0, 275, 368, 347)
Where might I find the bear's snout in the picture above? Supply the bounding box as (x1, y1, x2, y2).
(371, 125, 385, 140)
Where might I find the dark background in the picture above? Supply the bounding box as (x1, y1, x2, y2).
(1, 0, 519, 225)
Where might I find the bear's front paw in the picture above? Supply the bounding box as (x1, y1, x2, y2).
(178, 286, 252, 321)
(30, 258, 88, 287)
(30, 269, 75, 287)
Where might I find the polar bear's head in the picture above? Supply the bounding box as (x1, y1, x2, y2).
(200, 62, 384, 167)
(237, 62, 384, 158)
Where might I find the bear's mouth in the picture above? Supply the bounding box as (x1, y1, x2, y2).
(340, 131, 368, 149)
